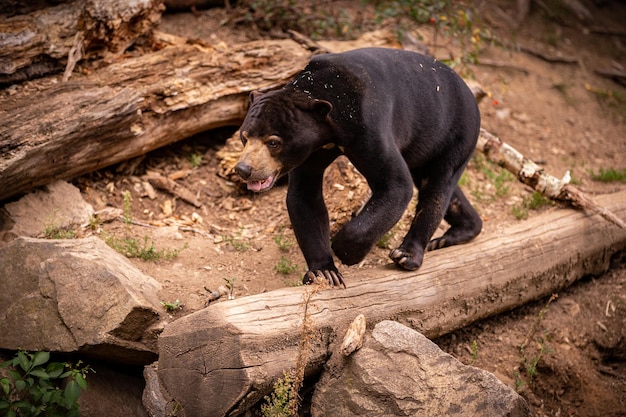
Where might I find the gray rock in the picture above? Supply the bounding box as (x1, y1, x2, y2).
(0, 180, 93, 242)
(0, 236, 166, 365)
(311, 320, 530, 417)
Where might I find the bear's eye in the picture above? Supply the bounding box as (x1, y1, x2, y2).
(266, 136, 282, 150)
(240, 131, 248, 146)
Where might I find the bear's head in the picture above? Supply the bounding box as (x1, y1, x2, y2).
(235, 89, 333, 192)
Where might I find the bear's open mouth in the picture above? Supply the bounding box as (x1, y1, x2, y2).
(246, 174, 276, 192)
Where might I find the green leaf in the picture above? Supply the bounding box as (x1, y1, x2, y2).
(15, 379, 26, 391)
(32, 352, 50, 368)
(59, 371, 72, 379)
(42, 390, 53, 404)
(64, 380, 80, 406)
(0, 400, 10, 409)
(7, 408, 16, 417)
(0, 378, 10, 396)
(8, 370, 21, 380)
(46, 362, 64, 378)
(75, 373, 87, 390)
(17, 352, 30, 372)
(30, 369, 49, 379)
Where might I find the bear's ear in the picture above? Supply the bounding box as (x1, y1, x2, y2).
(311, 99, 333, 117)
(249, 91, 264, 103)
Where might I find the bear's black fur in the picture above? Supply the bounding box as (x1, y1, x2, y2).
(235, 47, 482, 287)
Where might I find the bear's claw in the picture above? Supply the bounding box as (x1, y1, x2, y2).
(303, 269, 346, 288)
(389, 248, 422, 271)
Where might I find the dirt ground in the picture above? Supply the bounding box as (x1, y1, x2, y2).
(69, 1, 626, 415)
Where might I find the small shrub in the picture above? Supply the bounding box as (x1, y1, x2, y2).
(261, 371, 298, 417)
(0, 351, 92, 417)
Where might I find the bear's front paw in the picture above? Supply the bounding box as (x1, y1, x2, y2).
(332, 229, 371, 266)
(303, 269, 346, 288)
(389, 247, 424, 271)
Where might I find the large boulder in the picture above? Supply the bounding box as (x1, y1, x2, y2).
(0, 236, 166, 365)
(312, 320, 531, 417)
(0, 180, 94, 242)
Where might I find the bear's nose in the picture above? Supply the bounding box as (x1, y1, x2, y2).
(235, 162, 253, 180)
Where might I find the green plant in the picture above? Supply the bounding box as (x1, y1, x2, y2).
(274, 256, 299, 275)
(188, 153, 203, 168)
(161, 299, 182, 312)
(469, 340, 478, 365)
(261, 371, 298, 417)
(261, 286, 320, 416)
(590, 167, 626, 183)
(223, 277, 237, 300)
(514, 294, 557, 389)
(512, 370, 526, 392)
(122, 190, 133, 227)
(0, 351, 92, 417)
(273, 229, 293, 252)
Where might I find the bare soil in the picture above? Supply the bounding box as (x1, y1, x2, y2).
(71, 1, 626, 415)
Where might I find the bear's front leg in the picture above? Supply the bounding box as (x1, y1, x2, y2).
(332, 151, 414, 266)
(287, 152, 345, 287)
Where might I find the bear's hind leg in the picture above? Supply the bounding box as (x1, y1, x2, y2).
(427, 185, 482, 251)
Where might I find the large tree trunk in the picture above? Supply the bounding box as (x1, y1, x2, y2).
(156, 191, 626, 416)
(0, 0, 164, 85)
(0, 35, 311, 202)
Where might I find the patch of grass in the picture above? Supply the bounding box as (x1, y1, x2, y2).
(468, 153, 515, 202)
(42, 211, 76, 239)
(585, 83, 626, 122)
(43, 224, 75, 240)
(105, 235, 187, 261)
(273, 228, 293, 252)
(274, 256, 299, 275)
(223, 235, 250, 252)
(590, 167, 626, 183)
(512, 191, 553, 220)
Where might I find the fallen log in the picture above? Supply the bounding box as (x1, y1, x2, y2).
(0, 36, 312, 202)
(0, 0, 163, 85)
(157, 190, 626, 417)
(478, 128, 626, 230)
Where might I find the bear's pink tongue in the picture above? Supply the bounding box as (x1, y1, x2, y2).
(247, 175, 274, 192)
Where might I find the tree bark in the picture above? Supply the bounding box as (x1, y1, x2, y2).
(0, 35, 311, 202)
(157, 191, 626, 417)
(0, 0, 163, 85)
